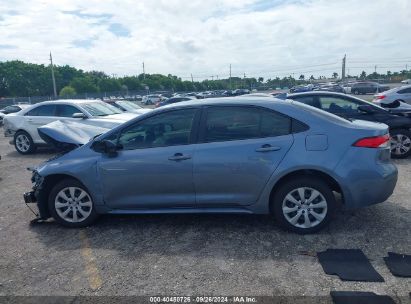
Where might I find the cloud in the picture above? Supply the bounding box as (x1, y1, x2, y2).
(108, 23, 130, 37)
(0, 0, 410, 79)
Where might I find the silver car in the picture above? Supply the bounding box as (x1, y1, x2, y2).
(373, 85, 411, 106)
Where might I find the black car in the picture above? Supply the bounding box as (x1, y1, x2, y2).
(350, 82, 390, 95)
(288, 91, 411, 158)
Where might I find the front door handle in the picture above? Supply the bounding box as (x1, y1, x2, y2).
(168, 153, 191, 161)
(255, 144, 281, 152)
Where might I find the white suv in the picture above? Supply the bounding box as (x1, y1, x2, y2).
(3, 99, 138, 154)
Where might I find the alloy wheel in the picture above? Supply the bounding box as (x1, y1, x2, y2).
(391, 134, 411, 156)
(55, 187, 93, 223)
(282, 187, 328, 229)
(15, 134, 30, 152)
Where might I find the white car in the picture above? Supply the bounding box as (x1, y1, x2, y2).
(3, 99, 138, 154)
(105, 100, 152, 115)
(401, 79, 411, 84)
(142, 94, 162, 105)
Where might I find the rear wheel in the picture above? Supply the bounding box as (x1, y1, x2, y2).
(14, 131, 36, 154)
(390, 129, 411, 158)
(272, 177, 336, 234)
(48, 179, 99, 228)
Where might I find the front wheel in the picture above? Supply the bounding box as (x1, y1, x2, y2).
(14, 131, 36, 154)
(390, 129, 411, 158)
(48, 179, 99, 228)
(271, 177, 336, 234)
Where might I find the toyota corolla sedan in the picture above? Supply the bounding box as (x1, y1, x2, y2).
(24, 97, 397, 234)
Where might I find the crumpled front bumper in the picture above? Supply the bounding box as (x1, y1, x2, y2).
(23, 170, 50, 220)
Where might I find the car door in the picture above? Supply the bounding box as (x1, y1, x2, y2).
(193, 105, 294, 207)
(24, 104, 57, 142)
(97, 107, 200, 209)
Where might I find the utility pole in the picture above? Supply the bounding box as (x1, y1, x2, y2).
(342, 54, 346, 80)
(229, 64, 232, 89)
(191, 73, 194, 83)
(49, 52, 57, 98)
(142, 62, 145, 79)
(406, 64, 408, 71)
(211, 75, 214, 81)
(374, 65, 377, 73)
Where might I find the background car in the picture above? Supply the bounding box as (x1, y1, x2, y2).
(288, 91, 411, 158)
(3, 100, 137, 154)
(373, 85, 411, 106)
(313, 84, 345, 93)
(26, 97, 397, 234)
(289, 85, 313, 93)
(0, 104, 30, 125)
(105, 100, 152, 115)
(401, 79, 411, 84)
(350, 82, 390, 95)
(142, 94, 162, 105)
(155, 96, 195, 108)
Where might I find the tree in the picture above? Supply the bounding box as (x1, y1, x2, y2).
(70, 77, 99, 94)
(360, 71, 367, 79)
(258, 77, 264, 83)
(59, 86, 77, 97)
(299, 74, 305, 80)
(309, 75, 315, 80)
(332, 72, 338, 79)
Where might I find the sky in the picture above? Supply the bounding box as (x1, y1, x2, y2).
(0, 0, 411, 80)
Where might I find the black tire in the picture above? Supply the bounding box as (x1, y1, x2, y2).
(390, 129, 411, 159)
(14, 131, 36, 154)
(271, 177, 336, 234)
(48, 178, 99, 228)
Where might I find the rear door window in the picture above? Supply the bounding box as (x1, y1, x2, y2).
(318, 96, 361, 116)
(25, 105, 56, 116)
(202, 106, 291, 143)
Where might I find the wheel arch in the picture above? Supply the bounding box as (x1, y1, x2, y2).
(37, 173, 87, 219)
(268, 169, 343, 213)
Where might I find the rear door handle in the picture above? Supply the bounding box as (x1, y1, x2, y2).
(168, 153, 191, 161)
(255, 144, 281, 152)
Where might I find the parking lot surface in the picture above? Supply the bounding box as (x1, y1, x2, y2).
(0, 131, 410, 300)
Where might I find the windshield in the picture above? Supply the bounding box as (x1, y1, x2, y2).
(79, 102, 123, 116)
(116, 101, 142, 111)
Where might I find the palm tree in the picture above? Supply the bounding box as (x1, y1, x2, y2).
(332, 72, 338, 79)
(299, 74, 305, 81)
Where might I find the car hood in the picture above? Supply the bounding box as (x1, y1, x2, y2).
(38, 120, 111, 148)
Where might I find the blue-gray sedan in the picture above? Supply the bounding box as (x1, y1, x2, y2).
(25, 97, 398, 233)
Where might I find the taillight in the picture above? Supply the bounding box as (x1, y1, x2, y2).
(375, 95, 385, 100)
(353, 134, 390, 148)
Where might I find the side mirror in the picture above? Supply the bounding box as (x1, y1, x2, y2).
(358, 105, 378, 114)
(91, 140, 119, 157)
(72, 112, 87, 119)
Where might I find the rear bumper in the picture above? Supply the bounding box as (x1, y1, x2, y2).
(335, 150, 398, 209)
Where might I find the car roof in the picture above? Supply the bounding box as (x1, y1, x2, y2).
(160, 96, 290, 109)
(287, 91, 349, 98)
